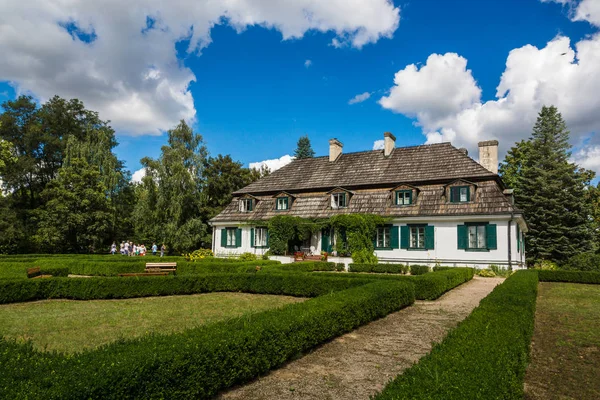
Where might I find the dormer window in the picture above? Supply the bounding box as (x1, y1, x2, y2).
(239, 198, 253, 212)
(276, 197, 289, 210)
(395, 190, 412, 206)
(450, 186, 470, 203)
(331, 193, 347, 209)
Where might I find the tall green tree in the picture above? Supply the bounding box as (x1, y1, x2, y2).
(133, 120, 208, 253)
(33, 158, 113, 253)
(502, 106, 595, 264)
(293, 135, 315, 159)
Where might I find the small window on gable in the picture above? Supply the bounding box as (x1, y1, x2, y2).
(395, 190, 412, 206)
(331, 192, 347, 209)
(276, 197, 289, 210)
(450, 186, 470, 203)
(239, 198, 253, 212)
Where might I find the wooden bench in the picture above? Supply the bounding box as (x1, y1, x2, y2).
(118, 272, 169, 277)
(27, 267, 52, 279)
(145, 262, 177, 273)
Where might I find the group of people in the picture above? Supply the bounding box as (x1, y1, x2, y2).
(110, 241, 166, 257)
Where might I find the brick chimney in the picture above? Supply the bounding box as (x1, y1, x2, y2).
(478, 140, 499, 174)
(383, 132, 396, 157)
(329, 138, 343, 162)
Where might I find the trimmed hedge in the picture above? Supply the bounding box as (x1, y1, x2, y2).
(319, 268, 474, 300)
(432, 266, 452, 271)
(0, 273, 377, 304)
(0, 278, 414, 399)
(410, 264, 430, 275)
(264, 261, 337, 273)
(39, 267, 69, 277)
(348, 263, 408, 274)
(375, 270, 538, 400)
(538, 270, 600, 284)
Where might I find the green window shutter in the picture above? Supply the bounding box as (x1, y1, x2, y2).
(450, 187, 457, 202)
(516, 225, 520, 252)
(400, 226, 409, 249)
(250, 228, 255, 248)
(221, 229, 227, 247)
(249, 200, 253, 211)
(486, 224, 497, 250)
(266, 230, 270, 247)
(285, 197, 289, 209)
(390, 226, 399, 249)
(321, 229, 330, 252)
(408, 191, 413, 205)
(457, 224, 467, 249)
(425, 225, 435, 250)
(235, 228, 242, 248)
(466, 187, 470, 202)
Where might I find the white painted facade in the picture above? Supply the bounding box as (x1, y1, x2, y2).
(211, 214, 526, 269)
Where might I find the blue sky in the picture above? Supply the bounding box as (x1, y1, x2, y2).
(1, 0, 599, 177)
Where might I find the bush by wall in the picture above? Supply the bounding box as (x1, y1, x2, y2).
(410, 265, 430, 275)
(0, 278, 414, 399)
(538, 270, 600, 284)
(264, 261, 337, 273)
(375, 270, 538, 400)
(432, 266, 451, 271)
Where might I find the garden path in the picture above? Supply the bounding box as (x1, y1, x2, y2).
(218, 275, 504, 400)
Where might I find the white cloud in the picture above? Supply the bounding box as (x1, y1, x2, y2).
(379, 33, 600, 173)
(348, 91, 371, 105)
(304, 59, 312, 68)
(249, 155, 294, 172)
(541, 0, 600, 27)
(372, 140, 385, 150)
(0, 1, 401, 136)
(131, 168, 146, 183)
(573, 145, 600, 171)
(379, 53, 481, 129)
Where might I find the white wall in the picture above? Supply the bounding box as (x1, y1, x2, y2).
(212, 215, 526, 269)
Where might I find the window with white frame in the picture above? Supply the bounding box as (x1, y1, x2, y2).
(376, 226, 390, 249)
(331, 193, 347, 209)
(255, 227, 268, 247)
(226, 228, 236, 247)
(468, 224, 487, 249)
(239, 198, 253, 212)
(410, 226, 425, 249)
(276, 197, 289, 210)
(396, 190, 412, 205)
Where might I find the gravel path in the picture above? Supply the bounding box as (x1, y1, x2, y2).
(218, 276, 504, 400)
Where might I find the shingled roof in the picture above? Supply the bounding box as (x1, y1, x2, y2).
(235, 142, 497, 195)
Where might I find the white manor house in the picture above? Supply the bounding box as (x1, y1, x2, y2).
(210, 133, 527, 269)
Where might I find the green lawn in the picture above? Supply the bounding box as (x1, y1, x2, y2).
(0, 293, 304, 354)
(525, 282, 600, 400)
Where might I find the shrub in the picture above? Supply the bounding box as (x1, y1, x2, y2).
(184, 249, 214, 261)
(408, 268, 474, 300)
(410, 265, 430, 275)
(0, 278, 414, 399)
(262, 253, 270, 260)
(349, 264, 407, 274)
(433, 266, 452, 272)
(538, 270, 600, 284)
(335, 263, 346, 272)
(238, 252, 258, 261)
(476, 269, 496, 277)
(348, 263, 373, 273)
(267, 262, 336, 273)
(351, 248, 378, 264)
(561, 252, 600, 272)
(375, 270, 538, 400)
(532, 259, 558, 270)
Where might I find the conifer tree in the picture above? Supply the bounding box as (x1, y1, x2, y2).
(509, 106, 595, 263)
(293, 135, 315, 159)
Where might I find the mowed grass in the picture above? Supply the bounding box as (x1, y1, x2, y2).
(0, 293, 305, 354)
(525, 282, 600, 400)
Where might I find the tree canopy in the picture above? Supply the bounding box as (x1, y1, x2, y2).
(293, 135, 315, 159)
(500, 105, 596, 264)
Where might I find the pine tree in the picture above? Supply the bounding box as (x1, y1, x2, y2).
(514, 106, 595, 263)
(293, 135, 315, 159)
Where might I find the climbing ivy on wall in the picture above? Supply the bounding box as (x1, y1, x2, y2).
(263, 214, 388, 260)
